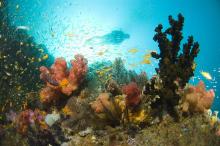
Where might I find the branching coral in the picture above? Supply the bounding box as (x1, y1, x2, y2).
(39, 54, 88, 105)
(149, 14, 200, 113)
(180, 81, 215, 113)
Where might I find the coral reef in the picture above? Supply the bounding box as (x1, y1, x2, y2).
(149, 13, 200, 116)
(180, 81, 215, 113)
(1, 9, 219, 146)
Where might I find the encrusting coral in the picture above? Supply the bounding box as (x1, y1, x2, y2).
(39, 54, 88, 105)
(180, 81, 215, 113)
(149, 13, 200, 115)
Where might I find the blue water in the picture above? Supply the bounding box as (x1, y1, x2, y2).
(6, 0, 220, 111)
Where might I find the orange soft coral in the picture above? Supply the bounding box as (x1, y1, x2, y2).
(122, 82, 141, 107)
(181, 81, 215, 113)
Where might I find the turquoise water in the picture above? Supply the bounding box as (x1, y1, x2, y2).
(5, 0, 220, 111)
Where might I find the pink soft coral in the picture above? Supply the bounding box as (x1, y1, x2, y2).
(40, 58, 68, 85)
(122, 82, 141, 107)
(62, 54, 88, 95)
(39, 54, 88, 104)
(181, 80, 215, 113)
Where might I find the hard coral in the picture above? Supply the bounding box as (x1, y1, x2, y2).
(181, 81, 215, 113)
(122, 82, 141, 107)
(149, 14, 200, 113)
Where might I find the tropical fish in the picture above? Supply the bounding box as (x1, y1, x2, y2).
(0, 2, 2, 7)
(129, 63, 138, 68)
(200, 71, 212, 80)
(65, 33, 74, 37)
(16, 4, 20, 10)
(42, 54, 48, 60)
(128, 48, 139, 54)
(16, 26, 30, 31)
(141, 53, 151, 64)
(192, 62, 196, 70)
(96, 67, 112, 76)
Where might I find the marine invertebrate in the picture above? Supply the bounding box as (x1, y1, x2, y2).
(122, 82, 141, 108)
(105, 79, 122, 96)
(39, 54, 88, 104)
(149, 14, 200, 113)
(16, 109, 48, 135)
(40, 57, 68, 89)
(39, 86, 61, 104)
(63, 54, 88, 95)
(180, 81, 215, 113)
(90, 93, 114, 114)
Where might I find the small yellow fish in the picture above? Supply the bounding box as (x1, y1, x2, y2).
(210, 111, 218, 127)
(141, 53, 151, 64)
(129, 63, 138, 68)
(42, 54, 48, 60)
(97, 51, 105, 56)
(65, 33, 74, 37)
(200, 71, 212, 80)
(0, 2, 2, 7)
(59, 78, 69, 87)
(128, 48, 139, 54)
(192, 62, 196, 70)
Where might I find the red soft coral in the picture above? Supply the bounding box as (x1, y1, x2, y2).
(122, 82, 141, 107)
(181, 80, 215, 113)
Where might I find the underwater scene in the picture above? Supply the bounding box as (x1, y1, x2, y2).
(0, 0, 220, 145)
